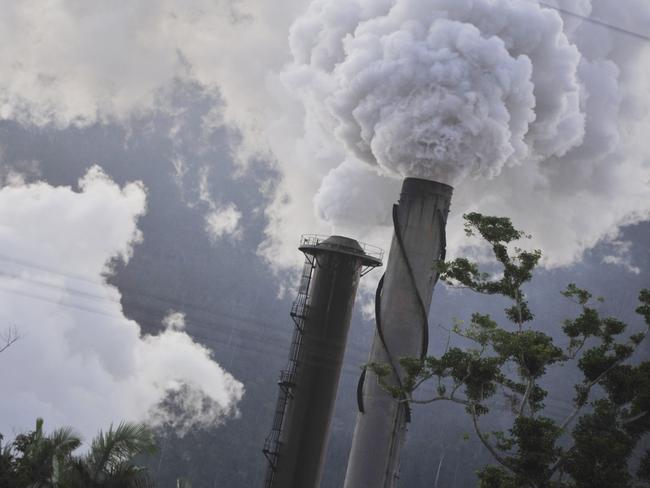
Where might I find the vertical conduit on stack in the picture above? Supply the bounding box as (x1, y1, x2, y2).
(263, 235, 382, 488)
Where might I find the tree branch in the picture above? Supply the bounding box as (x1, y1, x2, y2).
(0, 325, 20, 354)
(406, 370, 435, 394)
(406, 394, 470, 407)
(470, 404, 516, 475)
(566, 336, 587, 360)
(518, 378, 534, 417)
(549, 445, 576, 477)
(620, 410, 647, 426)
(550, 356, 646, 477)
(559, 347, 637, 433)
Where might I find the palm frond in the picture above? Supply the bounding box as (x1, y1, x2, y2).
(86, 422, 156, 478)
(59, 456, 92, 488)
(48, 426, 82, 455)
(103, 462, 155, 488)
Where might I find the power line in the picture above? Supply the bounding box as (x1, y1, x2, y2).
(3, 278, 637, 418)
(0, 265, 374, 360)
(0, 268, 608, 413)
(0, 261, 375, 374)
(536, 0, 650, 42)
(0, 283, 368, 380)
(0, 251, 378, 355)
(2, 253, 645, 413)
(0, 253, 284, 330)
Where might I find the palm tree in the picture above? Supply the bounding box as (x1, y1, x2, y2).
(2, 420, 160, 488)
(11, 418, 81, 488)
(57, 422, 157, 488)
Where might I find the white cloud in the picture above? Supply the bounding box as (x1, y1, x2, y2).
(602, 240, 641, 274)
(162, 310, 187, 331)
(0, 0, 306, 129)
(195, 166, 243, 241)
(0, 167, 243, 440)
(205, 204, 243, 241)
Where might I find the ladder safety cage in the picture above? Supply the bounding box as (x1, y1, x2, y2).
(262, 253, 315, 488)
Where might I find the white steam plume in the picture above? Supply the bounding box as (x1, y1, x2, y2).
(284, 0, 586, 183)
(278, 0, 650, 268)
(285, 0, 583, 183)
(0, 1, 648, 271)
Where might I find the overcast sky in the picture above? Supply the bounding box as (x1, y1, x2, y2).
(0, 1, 649, 486)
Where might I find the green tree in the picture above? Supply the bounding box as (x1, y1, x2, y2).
(0, 418, 81, 487)
(0, 419, 157, 488)
(60, 422, 157, 488)
(370, 213, 650, 488)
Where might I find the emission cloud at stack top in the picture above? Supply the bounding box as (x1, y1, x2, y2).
(278, 0, 650, 271)
(284, 0, 584, 186)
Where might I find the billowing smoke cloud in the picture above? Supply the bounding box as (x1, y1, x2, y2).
(0, 0, 648, 272)
(277, 0, 650, 268)
(285, 0, 584, 183)
(0, 168, 243, 440)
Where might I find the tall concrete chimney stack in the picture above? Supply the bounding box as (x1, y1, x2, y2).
(344, 178, 453, 488)
(263, 235, 382, 488)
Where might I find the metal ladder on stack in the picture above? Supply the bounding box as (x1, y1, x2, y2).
(262, 255, 315, 487)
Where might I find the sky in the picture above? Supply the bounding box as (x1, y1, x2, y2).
(0, 1, 649, 486)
